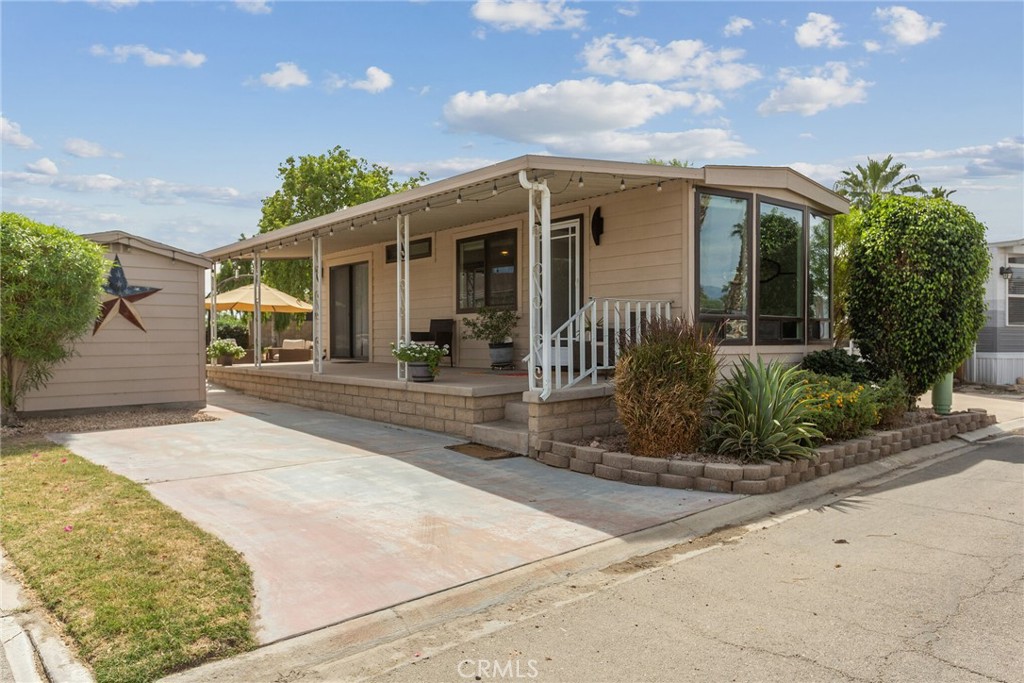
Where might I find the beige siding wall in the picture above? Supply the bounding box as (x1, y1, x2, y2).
(22, 248, 207, 413)
(318, 178, 830, 370)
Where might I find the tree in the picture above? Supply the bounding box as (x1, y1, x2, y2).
(645, 158, 692, 167)
(848, 196, 988, 398)
(929, 186, 957, 199)
(830, 209, 861, 345)
(256, 146, 427, 302)
(0, 213, 109, 425)
(833, 154, 925, 209)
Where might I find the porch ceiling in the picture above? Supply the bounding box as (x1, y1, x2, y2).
(204, 155, 846, 262)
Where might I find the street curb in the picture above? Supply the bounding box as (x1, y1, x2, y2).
(1, 549, 95, 683)
(162, 429, 1006, 682)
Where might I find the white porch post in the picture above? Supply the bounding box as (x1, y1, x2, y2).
(311, 235, 323, 374)
(396, 214, 410, 379)
(519, 171, 552, 399)
(209, 261, 218, 343)
(253, 251, 262, 368)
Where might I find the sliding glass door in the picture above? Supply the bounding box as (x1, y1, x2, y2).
(330, 262, 369, 360)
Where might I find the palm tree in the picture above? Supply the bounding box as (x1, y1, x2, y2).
(929, 186, 957, 199)
(833, 155, 925, 209)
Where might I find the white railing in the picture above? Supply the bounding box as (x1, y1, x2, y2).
(540, 297, 673, 397)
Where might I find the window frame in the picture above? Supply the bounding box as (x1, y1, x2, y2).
(455, 228, 518, 314)
(694, 186, 754, 345)
(385, 237, 432, 264)
(695, 187, 834, 346)
(755, 196, 807, 345)
(1007, 256, 1024, 327)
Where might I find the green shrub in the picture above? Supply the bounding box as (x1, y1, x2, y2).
(614, 317, 719, 457)
(799, 371, 877, 442)
(868, 374, 911, 429)
(849, 196, 988, 396)
(707, 358, 822, 463)
(800, 348, 871, 382)
(215, 314, 250, 349)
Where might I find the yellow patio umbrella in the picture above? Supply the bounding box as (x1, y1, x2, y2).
(205, 283, 313, 314)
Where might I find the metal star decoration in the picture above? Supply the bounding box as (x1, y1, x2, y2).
(93, 256, 161, 334)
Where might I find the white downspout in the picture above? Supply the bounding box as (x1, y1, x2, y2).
(396, 214, 410, 380)
(253, 251, 262, 368)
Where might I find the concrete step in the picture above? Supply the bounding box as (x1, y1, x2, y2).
(471, 420, 529, 455)
(504, 400, 529, 424)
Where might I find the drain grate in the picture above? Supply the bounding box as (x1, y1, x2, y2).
(445, 443, 519, 460)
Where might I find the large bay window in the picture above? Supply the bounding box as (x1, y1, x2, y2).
(697, 188, 832, 344)
(457, 229, 517, 312)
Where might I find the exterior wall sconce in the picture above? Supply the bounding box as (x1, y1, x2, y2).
(999, 265, 1014, 280)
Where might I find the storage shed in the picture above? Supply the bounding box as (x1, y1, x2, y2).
(21, 231, 211, 414)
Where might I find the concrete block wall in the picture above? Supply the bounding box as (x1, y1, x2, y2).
(534, 410, 996, 494)
(207, 366, 521, 437)
(522, 384, 624, 455)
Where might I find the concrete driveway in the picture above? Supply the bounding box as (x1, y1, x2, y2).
(52, 386, 737, 644)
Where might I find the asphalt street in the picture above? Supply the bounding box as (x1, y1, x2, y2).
(357, 435, 1024, 683)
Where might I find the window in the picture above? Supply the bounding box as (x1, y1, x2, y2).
(385, 237, 431, 264)
(456, 229, 517, 312)
(757, 200, 804, 343)
(1009, 256, 1024, 326)
(697, 190, 751, 342)
(696, 188, 833, 345)
(807, 213, 832, 340)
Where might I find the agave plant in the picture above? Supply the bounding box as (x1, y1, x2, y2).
(707, 357, 822, 463)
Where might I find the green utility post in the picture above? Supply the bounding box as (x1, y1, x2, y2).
(932, 371, 954, 415)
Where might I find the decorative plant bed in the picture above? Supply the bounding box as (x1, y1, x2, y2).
(532, 409, 997, 494)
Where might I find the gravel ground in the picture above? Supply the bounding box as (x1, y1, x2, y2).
(1, 407, 217, 443)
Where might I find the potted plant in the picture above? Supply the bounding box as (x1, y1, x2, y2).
(462, 307, 520, 367)
(207, 338, 246, 366)
(391, 340, 450, 382)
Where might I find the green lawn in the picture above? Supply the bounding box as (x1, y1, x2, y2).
(0, 438, 256, 683)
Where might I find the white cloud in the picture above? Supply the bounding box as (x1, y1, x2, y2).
(26, 158, 58, 175)
(875, 6, 943, 46)
(757, 63, 870, 116)
(235, 0, 271, 14)
(85, 0, 139, 10)
(258, 62, 310, 89)
(1, 170, 256, 207)
(443, 79, 752, 160)
(723, 16, 753, 37)
(389, 157, 500, 179)
(617, 5, 639, 18)
(64, 138, 122, 159)
(90, 43, 206, 68)
(541, 128, 755, 160)
(581, 34, 761, 91)
(788, 162, 846, 185)
(897, 137, 1023, 178)
(1, 116, 35, 148)
(445, 79, 721, 142)
(2, 196, 129, 227)
(863, 40, 882, 53)
(351, 66, 394, 93)
(794, 13, 846, 49)
(798, 133, 816, 140)
(471, 0, 586, 33)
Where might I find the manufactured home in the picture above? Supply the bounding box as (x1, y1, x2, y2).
(204, 156, 848, 454)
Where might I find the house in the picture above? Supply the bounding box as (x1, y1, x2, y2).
(22, 231, 211, 415)
(203, 155, 848, 453)
(962, 237, 1024, 386)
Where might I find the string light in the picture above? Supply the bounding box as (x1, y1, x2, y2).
(425, 201, 431, 212)
(328, 227, 334, 236)
(372, 215, 378, 225)
(619, 178, 626, 191)
(492, 182, 498, 196)
(349, 222, 356, 231)
(578, 174, 584, 188)
(456, 191, 463, 204)
(657, 181, 663, 192)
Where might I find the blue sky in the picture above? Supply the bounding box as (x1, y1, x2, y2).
(2, 1, 1022, 253)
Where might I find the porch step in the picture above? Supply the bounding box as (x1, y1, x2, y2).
(504, 400, 529, 424)
(471, 420, 529, 456)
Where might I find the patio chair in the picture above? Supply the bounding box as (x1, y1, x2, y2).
(410, 319, 455, 366)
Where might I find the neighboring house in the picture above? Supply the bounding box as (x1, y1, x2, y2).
(962, 237, 1024, 386)
(22, 231, 211, 415)
(203, 155, 847, 451)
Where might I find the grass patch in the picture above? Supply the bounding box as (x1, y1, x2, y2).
(0, 438, 256, 682)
